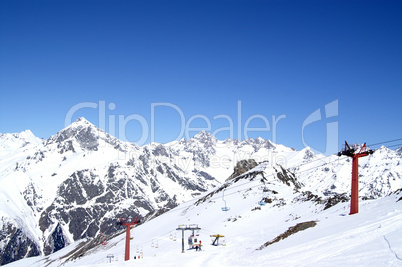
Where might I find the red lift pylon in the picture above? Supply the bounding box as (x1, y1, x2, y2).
(118, 216, 140, 261)
(338, 141, 373, 215)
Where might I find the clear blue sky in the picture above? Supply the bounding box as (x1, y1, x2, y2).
(1, 0, 401, 154)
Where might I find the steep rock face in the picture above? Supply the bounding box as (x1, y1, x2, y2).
(43, 223, 68, 255)
(0, 219, 40, 265)
(39, 167, 156, 254)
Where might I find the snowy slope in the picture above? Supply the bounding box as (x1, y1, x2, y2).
(9, 162, 402, 267)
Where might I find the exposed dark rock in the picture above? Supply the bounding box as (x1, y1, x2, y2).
(257, 221, 317, 250)
(44, 223, 68, 255)
(194, 170, 215, 180)
(0, 226, 40, 265)
(156, 165, 164, 174)
(323, 193, 349, 210)
(152, 145, 169, 157)
(274, 166, 302, 189)
(227, 159, 258, 181)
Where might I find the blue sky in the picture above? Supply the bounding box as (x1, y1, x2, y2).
(0, 0, 401, 154)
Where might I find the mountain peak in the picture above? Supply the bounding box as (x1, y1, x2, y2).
(255, 136, 264, 142)
(59, 117, 99, 135)
(47, 117, 101, 150)
(47, 117, 134, 153)
(193, 131, 217, 141)
(70, 117, 94, 127)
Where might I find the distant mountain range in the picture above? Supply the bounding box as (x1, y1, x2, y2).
(0, 117, 401, 265)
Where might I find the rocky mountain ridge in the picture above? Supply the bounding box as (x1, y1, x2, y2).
(0, 118, 401, 265)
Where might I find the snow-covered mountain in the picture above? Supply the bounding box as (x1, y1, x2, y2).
(8, 159, 402, 267)
(0, 130, 42, 160)
(0, 118, 292, 265)
(1, 117, 402, 265)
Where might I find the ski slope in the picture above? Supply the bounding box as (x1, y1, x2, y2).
(8, 165, 402, 267)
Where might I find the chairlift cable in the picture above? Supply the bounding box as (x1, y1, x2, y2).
(386, 143, 402, 149)
(367, 138, 402, 147)
(164, 149, 341, 215)
(163, 155, 350, 215)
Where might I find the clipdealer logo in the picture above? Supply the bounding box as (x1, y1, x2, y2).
(64, 99, 339, 155)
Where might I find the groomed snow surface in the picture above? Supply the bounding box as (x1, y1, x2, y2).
(8, 174, 402, 267)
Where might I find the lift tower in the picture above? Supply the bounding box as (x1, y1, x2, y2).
(338, 141, 373, 215)
(176, 224, 201, 253)
(118, 216, 140, 261)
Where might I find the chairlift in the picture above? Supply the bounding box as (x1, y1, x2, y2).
(259, 183, 268, 205)
(169, 232, 173, 240)
(136, 246, 139, 253)
(151, 240, 154, 247)
(155, 240, 159, 248)
(173, 233, 177, 241)
(221, 189, 230, 211)
(263, 183, 269, 193)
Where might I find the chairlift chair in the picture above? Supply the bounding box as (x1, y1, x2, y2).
(221, 189, 230, 211)
(222, 238, 227, 246)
